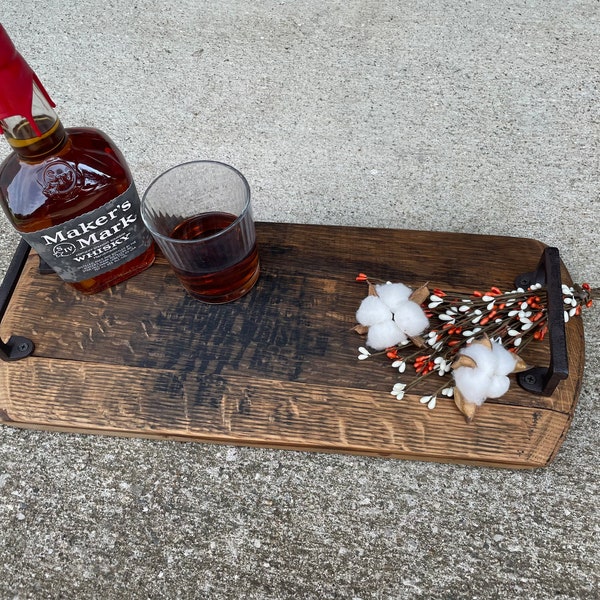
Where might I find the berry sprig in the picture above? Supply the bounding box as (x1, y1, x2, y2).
(355, 274, 595, 416)
(424, 281, 593, 354)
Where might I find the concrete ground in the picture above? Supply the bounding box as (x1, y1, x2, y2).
(0, 1, 598, 598)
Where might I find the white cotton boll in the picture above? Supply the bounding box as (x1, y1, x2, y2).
(393, 301, 430, 337)
(374, 283, 413, 312)
(454, 340, 517, 406)
(366, 321, 407, 351)
(487, 374, 511, 399)
(460, 344, 495, 377)
(453, 367, 491, 406)
(491, 341, 518, 376)
(356, 295, 392, 327)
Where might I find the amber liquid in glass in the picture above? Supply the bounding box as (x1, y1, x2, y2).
(0, 117, 154, 294)
(169, 212, 259, 303)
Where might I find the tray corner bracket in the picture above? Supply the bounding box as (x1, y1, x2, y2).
(0, 240, 34, 362)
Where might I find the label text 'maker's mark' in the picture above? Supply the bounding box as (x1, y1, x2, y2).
(40, 200, 137, 249)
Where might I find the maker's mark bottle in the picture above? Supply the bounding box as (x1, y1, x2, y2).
(0, 24, 154, 294)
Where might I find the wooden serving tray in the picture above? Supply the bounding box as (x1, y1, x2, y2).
(0, 223, 585, 468)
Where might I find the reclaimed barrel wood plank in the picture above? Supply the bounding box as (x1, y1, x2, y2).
(0, 223, 585, 467)
(0, 358, 569, 468)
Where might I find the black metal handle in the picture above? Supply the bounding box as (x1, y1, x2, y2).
(514, 247, 568, 396)
(0, 239, 34, 361)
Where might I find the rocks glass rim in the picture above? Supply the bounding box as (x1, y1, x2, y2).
(140, 160, 252, 244)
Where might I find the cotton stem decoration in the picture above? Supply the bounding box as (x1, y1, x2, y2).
(354, 274, 595, 423)
(452, 334, 528, 422)
(355, 281, 430, 350)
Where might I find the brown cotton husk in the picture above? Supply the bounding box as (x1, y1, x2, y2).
(368, 283, 378, 297)
(453, 388, 478, 423)
(409, 334, 427, 348)
(472, 333, 493, 350)
(409, 284, 430, 305)
(451, 354, 478, 370)
(353, 324, 369, 335)
(512, 355, 529, 373)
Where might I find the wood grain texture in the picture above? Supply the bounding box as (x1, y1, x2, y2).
(0, 223, 586, 468)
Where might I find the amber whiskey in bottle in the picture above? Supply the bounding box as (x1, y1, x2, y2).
(0, 24, 154, 294)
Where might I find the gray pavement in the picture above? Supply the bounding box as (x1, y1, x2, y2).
(0, 1, 598, 598)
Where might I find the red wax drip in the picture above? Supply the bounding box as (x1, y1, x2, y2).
(0, 24, 56, 136)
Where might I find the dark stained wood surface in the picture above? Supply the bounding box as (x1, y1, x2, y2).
(0, 223, 586, 468)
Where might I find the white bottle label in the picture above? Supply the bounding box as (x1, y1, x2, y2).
(21, 183, 152, 282)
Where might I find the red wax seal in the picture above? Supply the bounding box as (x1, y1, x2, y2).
(0, 24, 55, 135)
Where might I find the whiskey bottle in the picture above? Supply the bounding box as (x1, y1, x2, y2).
(0, 24, 154, 294)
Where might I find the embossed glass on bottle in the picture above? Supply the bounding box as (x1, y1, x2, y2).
(0, 25, 154, 294)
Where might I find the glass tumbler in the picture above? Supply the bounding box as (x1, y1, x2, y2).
(141, 160, 259, 303)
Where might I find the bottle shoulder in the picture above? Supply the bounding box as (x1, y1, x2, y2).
(2, 127, 128, 172)
(63, 126, 117, 148)
(0, 127, 134, 229)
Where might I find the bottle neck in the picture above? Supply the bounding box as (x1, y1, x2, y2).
(1, 83, 67, 160)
